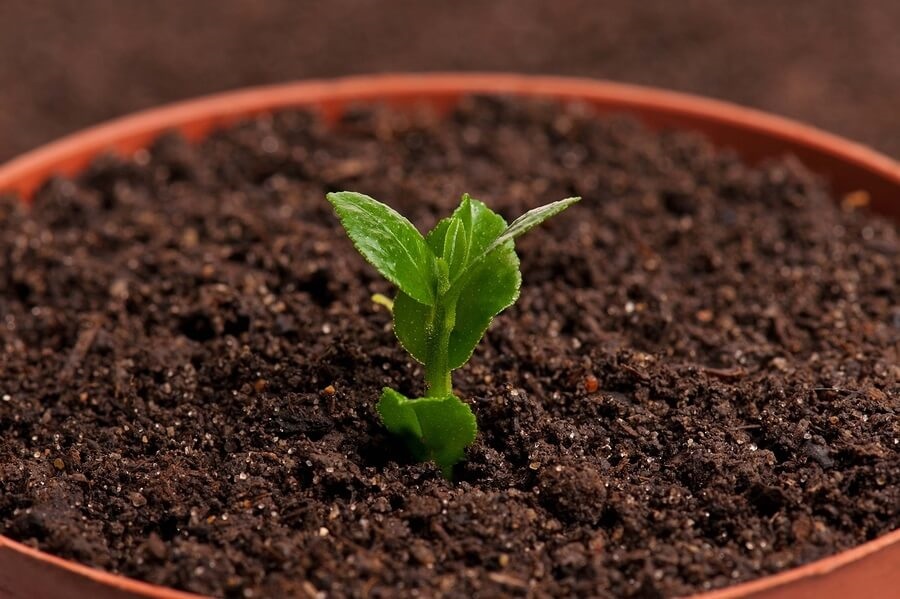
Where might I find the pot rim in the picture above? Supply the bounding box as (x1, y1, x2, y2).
(0, 535, 200, 599)
(0, 73, 897, 599)
(2, 73, 899, 201)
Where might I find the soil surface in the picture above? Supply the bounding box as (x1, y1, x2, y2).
(0, 98, 898, 598)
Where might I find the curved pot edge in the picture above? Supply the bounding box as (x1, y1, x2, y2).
(0, 535, 204, 599)
(1, 73, 898, 205)
(689, 527, 900, 599)
(0, 73, 897, 599)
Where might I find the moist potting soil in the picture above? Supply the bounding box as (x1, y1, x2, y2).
(0, 97, 897, 597)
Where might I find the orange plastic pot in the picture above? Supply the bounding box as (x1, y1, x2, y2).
(0, 74, 897, 599)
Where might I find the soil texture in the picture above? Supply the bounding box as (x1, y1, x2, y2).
(0, 97, 898, 598)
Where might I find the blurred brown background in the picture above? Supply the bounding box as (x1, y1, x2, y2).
(1, 0, 898, 162)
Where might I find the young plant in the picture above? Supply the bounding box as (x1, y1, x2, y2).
(327, 191, 579, 476)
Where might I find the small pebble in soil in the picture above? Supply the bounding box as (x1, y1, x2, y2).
(696, 309, 714, 323)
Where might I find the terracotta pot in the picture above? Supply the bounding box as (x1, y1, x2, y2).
(0, 74, 897, 599)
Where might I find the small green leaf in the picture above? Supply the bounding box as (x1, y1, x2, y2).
(482, 196, 580, 259)
(377, 388, 477, 477)
(376, 388, 424, 450)
(454, 194, 508, 258)
(327, 191, 437, 306)
(426, 194, 508, 285)
(441, 217, 469, 282)
(414, 395, 477, 477)
(447, 243, 521, 369)
(398, 196, 522, 370)
(393, 290, 432, 364)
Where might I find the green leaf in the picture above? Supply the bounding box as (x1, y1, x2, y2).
(441, 217, 468, 282)
(377, 388, 477, 477)
(426, 194, 508, 284)
(447, 241, 520, 369)
(396, 195, 522, 371)
(376, 388, 424, 449)
(327, 191, 437, 306)
(393, 290, 432, 364)
(481, 196, 580, 259)
(454, 193, 509, 258)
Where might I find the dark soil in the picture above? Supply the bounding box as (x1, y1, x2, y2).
(0, 97, 898, 598)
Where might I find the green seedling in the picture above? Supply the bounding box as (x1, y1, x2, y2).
(327, 191, 579, 477)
